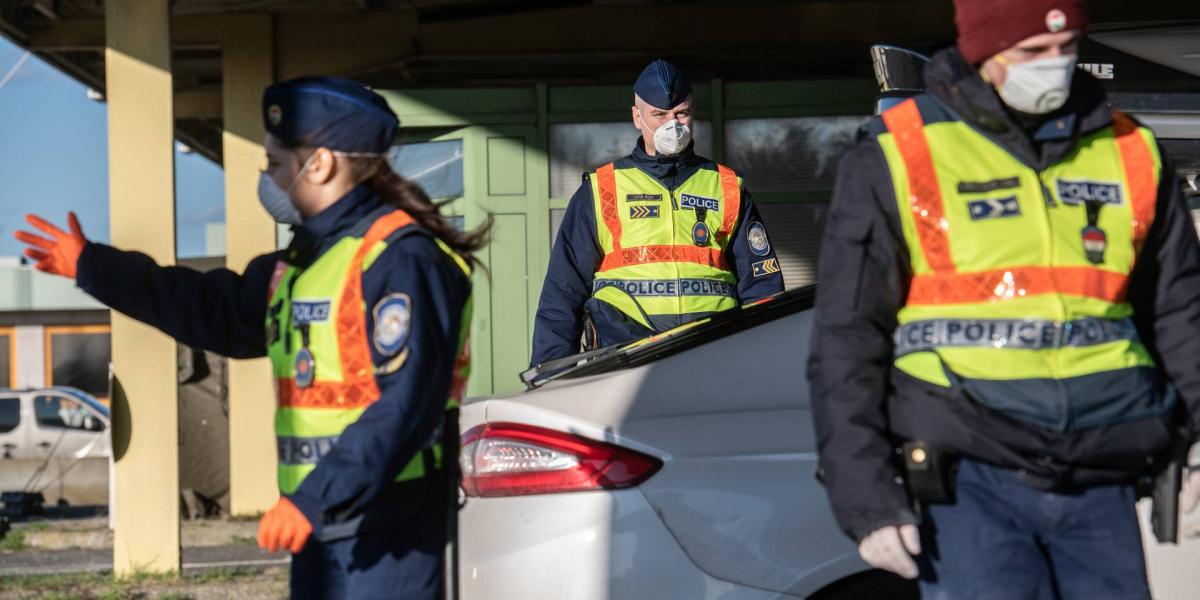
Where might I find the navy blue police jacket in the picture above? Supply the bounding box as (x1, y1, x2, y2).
(75, 184, 471, 540)
(808, 48, 1200, 542)
(531, 139, 785, 366)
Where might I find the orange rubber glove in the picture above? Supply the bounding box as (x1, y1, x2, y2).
(13, 212, 87, 279)
(257, 497, 313, 554)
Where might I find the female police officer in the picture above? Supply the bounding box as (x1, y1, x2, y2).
(14, 77, 487, 599)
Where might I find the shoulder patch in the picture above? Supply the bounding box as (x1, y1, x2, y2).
(747, 222, 771, 256)
(629, 205, 660, 219)
(752, 258, 781, 278)
(372, 293, 412, 356)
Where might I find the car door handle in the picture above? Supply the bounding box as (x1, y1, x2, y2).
(1, 443, 14, 460)
(36, 442, 51, 449)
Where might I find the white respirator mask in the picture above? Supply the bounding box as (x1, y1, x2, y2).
(257, 152, 319, 226)
(996, 54, 1077, 115)
(650, 118, 692, 156)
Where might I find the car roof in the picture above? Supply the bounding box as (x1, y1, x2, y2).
(0, 387, 109, 417)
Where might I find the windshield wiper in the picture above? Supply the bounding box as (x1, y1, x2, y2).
(520, 344, 623, 390)
(521, 286, 816, 390)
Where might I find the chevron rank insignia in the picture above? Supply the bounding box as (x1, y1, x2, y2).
(752, 258, 781, 278)
(967, 196, 1021, 221)
(629, 205, 660, 219)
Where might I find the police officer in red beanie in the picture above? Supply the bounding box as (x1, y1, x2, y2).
(809, 0, 1200, 597)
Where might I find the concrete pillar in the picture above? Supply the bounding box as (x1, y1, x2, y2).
(104, 0, 180, 576)
(13, 325, 44, 389)
(221, 16, 280, 517)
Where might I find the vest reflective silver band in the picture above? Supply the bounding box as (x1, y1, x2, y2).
(592, 278, 736, 298)
(277, 434, 339, 466)
(894, 317, 1140, 357)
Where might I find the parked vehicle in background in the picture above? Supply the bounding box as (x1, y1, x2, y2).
(0, 387, 110, 507)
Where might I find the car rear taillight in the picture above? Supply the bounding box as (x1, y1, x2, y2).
(459, 422, 662, 497)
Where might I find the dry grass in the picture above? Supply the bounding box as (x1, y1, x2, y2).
(0, 567, 288, 600)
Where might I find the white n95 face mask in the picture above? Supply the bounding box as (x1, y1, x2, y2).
(257, 172, 303, 225)
(997, 55, 1077, 115)
(652, 119, 692, 156)
(256, 153, 318, 226)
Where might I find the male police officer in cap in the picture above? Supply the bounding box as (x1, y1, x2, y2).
(531, 59, 784, 365)
(809, 0, 1200, 597)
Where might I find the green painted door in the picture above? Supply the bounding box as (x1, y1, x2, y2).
(398, 124, 548, 396)
(459, 125, 549, 396)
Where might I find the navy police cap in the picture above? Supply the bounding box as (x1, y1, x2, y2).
(262, 77, 399, 153)
(633, 59, 692, 110)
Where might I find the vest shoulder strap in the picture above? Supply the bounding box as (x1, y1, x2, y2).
(1111, 110, 1157, 251)
(595, 162, 622, 252)
(715, 163, 741, 238)
(882, 98, 955, 273)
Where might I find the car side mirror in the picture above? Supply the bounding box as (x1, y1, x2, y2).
(871, 45, 931, 115)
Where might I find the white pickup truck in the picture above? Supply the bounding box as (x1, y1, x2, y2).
(0, 387, 110, 507)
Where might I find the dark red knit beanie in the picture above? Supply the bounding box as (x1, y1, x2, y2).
(955, 0, 1088, 65)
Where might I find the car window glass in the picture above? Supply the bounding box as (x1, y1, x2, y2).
(0, 397, 19, 434)
(34, 395, 104, 432)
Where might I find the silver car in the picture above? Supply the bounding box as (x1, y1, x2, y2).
(0, 387, 110, 507)
(456, 288, 917, 599)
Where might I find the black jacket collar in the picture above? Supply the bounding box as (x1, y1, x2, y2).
(284, 183, 381, 267)
(923, 47, 1113, 170)
(619, 138, 708, 190)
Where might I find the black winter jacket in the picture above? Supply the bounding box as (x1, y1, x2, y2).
(807, 48, 1200, 541)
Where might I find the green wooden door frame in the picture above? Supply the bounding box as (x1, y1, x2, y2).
(379, 77, 875, 395)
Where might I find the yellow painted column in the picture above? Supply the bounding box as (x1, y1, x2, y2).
(104, 0, 180, 576)
(221, 16, 280, 517)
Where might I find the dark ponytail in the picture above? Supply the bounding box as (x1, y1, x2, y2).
(287, 140, 492, 269)
(361, 157, 492, 269)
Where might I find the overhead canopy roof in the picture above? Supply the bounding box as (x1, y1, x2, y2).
(1, 0, 1195, 161)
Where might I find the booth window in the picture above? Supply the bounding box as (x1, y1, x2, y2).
(722, 116, 868, 289)
(390, 139, 464, 200)
(724, 116, 868, 193)
(549, 121, 713, 199)
(44, 325, 111, 401)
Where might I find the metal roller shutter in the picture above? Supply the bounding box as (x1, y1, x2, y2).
(756, 202, 829, 289)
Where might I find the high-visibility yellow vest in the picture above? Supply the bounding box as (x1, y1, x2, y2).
(589, 161, 744, 329)
(877, 98, 1165, 431)
(266, 209, 472, 494)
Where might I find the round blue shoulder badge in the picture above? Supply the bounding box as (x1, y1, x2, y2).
(748, 222, 770, 256)
(373, 293, 412, 356)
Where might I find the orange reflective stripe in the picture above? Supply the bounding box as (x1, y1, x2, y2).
(717, 164, 740, 239)
(1112, 110, 1157, 252)
(596, 163, 622, 252)
(276, 378, 380, 409)
(279, 210, 416, 410)
(907, 266, 1129, 306)
(599, 245, 730, 271)
(883, 99, 954, 273)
